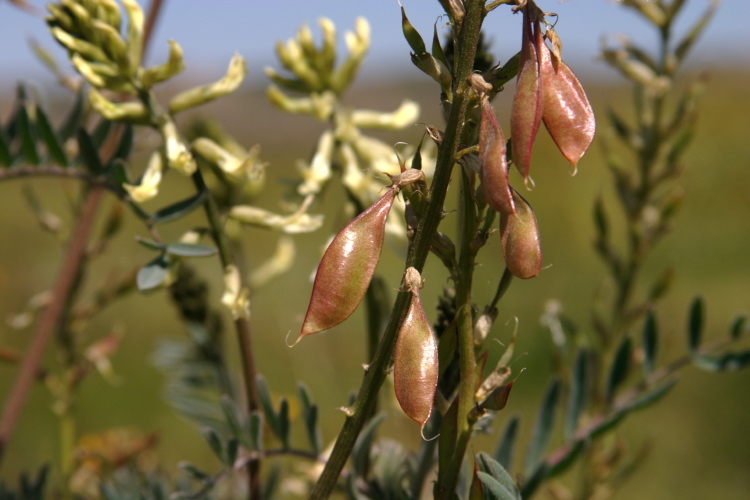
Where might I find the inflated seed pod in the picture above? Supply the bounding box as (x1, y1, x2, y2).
(539, 32, 595, 169)
(297, 188, 397, 341)
(394, 267, 438, 426)
(500, 189, 541, 279)
(510, 5, 543, 181)
(479, 100, 514, 215)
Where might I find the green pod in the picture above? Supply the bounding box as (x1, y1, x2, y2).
(500, 189, 541, 279)
(540, 39, 595, 169)
(510, 6, 543, 181)
(479, 100, 514, 215)
(297, 188, 397, 341)
(394, 268, 438, 426)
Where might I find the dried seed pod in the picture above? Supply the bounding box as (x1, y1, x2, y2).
(479, 100, 514, 215)
(297, 188, 397, 341)
(394, 267, 438, 426)
(540, 34, 595, 169)
(510, 6, 543, 181)
(500, 189, 541, 279)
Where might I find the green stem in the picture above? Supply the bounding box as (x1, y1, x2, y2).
(309, 2, 486, 498)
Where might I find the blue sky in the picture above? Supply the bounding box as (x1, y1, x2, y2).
(1, 0, 748, 89)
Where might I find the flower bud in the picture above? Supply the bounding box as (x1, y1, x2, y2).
(540, 36, 595, 169)
(168, 53, 246, 113)
(89, 88, 148, 122)
(394, 267, 438, 426)
(123, 151, 163, 203)
(500, 189, 541, 279)
(140, 39, 185, 88)
(479, 100, 514, 215)
(297, 188, 397, 341)
(510, 6, 543, 181)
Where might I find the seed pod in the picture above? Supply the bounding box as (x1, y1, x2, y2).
(510, 6, 543, 181)
(540, 35, 595, 169)
(479, 100, 514, 215)
(394, 267, 438, 426)
(297, 188, 397, 341)
(500, 189, 541, 279)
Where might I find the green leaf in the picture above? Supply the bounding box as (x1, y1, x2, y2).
(626, 378, 678, 411)
(18, 104, 40, 165)
(352, 412, 386, 476)
(431, 22, 450, 72)
(401, 6, 427, 55)
(674, 2, 718, 63)
(202, 427, 223, 459)
(0, 128, 12, 167)
(606, 107, 635, 147)
(593, 196, 608, 242)
(108, 123, 134, 167)
(58, 89, 85, 141)
(491, 52, 520, 90)
(165, 243, 217, 258)
(91, 118, 112, 149)
(256, 375, 281, 442)
(220, 396, 248, 448)
(648, 267, 674, 301)
(606, 336, 632, 405)
(77, 128, 103, 175)
(148, 189, 207, 224)
(277, 396, 290, 449)
(135, 236, 165, 251)
(642, 310, 658, 376)
(178, 462, 211, 481)
(35, 106, 68, 167)
(225, 437, 239, 466)
(476, 452, 521, 499)
(494, 414, 519, 471)
(688, 296, 704, 353)
(730, 315, 746, 340)
(546, 440, 584, 478)
(297, 382, 322, 454)
(477, 472, 517, 500)
(693, 351, 750, 372)
(565, 348, 588, 439)
(136, 254, 169, 291)
(248, 411, 264, 452)
(525, 377, 560, 475)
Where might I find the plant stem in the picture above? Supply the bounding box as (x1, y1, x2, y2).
(309, 1, 486, 497)
(190, 171, 262, 498)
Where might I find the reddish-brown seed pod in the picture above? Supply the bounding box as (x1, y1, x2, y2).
(394, 267, 438, 426)
(539, 38, 596, 169)
(479, 100, 515, 215)
(510, 6, 543, 181)
(296, 188, 397, 342)
(500, 189, 542, 279)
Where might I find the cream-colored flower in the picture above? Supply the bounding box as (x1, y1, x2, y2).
(221, 265, 250, 320)
(123, 152, 163, 202)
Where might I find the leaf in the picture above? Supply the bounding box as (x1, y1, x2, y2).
(256, 375, 281, 443)
(165, 243, 217, 258)
(476, 452, 521, 499)
(524, 377, 560, 475)
(625, 378, 678, 411)
(220, 396, 248, 448)
(606, 336, 632, 405)
(225, 437, 239, 466)
(18, 104, 40, 165)
(688, 296, 704, 353)
(148, 189, 207, 224)
(77, 128, 103, 175)
(431, 22, 450, 72)
(248, 411, 264, 452)
(351, 412, 385, 476)
(693, 351, 750, 373)
(730, 315, 746, 340)
(202, 427, 224, 459)
(297, 382, 322, 454)
(642, 310, 658, 376)
(0, 129, 12, 167)
(91, 118, 112, 149)
(58, 88, 85, 141)
(35, 106, 68, 166)
(108, 123, 134, 167)
(178, 462, 210, 481)
(277, 396, 291, 449)
(477, 472, 518, 500)
(565, 348, 588, 439)
(135, 236, 164, 251)
(401, 6, 427, 55)
(674, 1, 718, 63)
(136, 254, 169, 291)
(494, 414, 519, 471)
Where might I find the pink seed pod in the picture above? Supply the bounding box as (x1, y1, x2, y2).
(510, 5, 543, 181)
(479, 100, 515, 215)
(296, 188, 397, 342)
(500, 189, 542, 279)
(394, 267, 439, 426)
(539, 35, 596, 169)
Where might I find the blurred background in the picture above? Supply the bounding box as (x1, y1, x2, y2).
(1, 1, 749, 498)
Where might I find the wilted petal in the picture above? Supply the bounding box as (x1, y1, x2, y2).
(479, 100, 514, 215)
(500, 189, 542, 279)
(297, 188, 397, 340)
